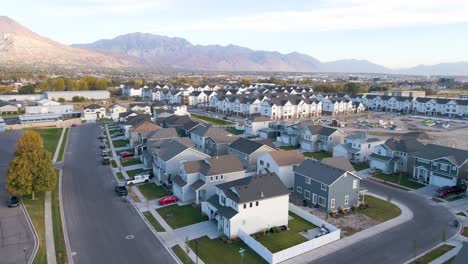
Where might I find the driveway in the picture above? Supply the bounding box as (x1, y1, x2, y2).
(309, 179, 458, 264)
(0, 130, 35, 264)
(62, 124, 176, 264)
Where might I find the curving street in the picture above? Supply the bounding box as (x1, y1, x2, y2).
(310, 179, 458, 264)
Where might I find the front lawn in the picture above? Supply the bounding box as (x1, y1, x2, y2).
(143, 211, 166, 232)
(191, 113, 234, 126)
(112, 139, 129, 148)
(121, 158, 142, 167)
(352, 162, 369, 171)
(226, 127, 244, 135)
(27, 128, 63, 154)
(359, 195, 401, 222)
(111, 160, 118, 168)
(115, 172, 125, 180)
(138, 183, 169, 200)
(157, 204, 207, 229)
(172, 245, 194, 264)
(462, 227, 468, 237)
(23, 192, 47, 264)
(414, 244, 455, 264)
(256, 212, 316, 253)
(372, 173, 425, 190)
(188, 236, 266, 264)
(126, 168, 145, 177)
(303, 151, 332, 160)
(279, 145, 300, 150)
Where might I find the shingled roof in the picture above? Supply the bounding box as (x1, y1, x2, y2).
(229, 137, 275, 155)
(384, 138, 425, 153)
(267, 150, 305, 166)
(415, 144, 468, 166)
(305, 125, 340, 136)
(182, 155, 244, 176)
(294, 159, 349, 185)
(321, 157, 356, 172)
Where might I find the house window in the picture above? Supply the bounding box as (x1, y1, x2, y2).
(256, 201, 259, 206)
(321, 184, 327, 191)
(345, 195, 349, 205)
(220, 175, 224, 180)
(304, 190, 311, 199)
(215, 176, 219, 181)
(243, 204, 246, 209)
(353, 180, 358, 189)
(318, 196, 326, 206)
(210, 177, 214, 182)
(267, 162, 270, 168)
(260, 160, 264, 165)
(330, 198, 335, 208)
(250, 202, 253, 208)
(440, 164, 448, 171)
(297, 186, 302, 193)
(305, 178, 311, 185)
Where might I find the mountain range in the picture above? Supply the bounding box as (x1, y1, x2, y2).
(1, 16, 467, 75)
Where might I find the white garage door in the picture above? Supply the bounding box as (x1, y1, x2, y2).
(370, 159, 387, 171)
(431, 176, 455, 187)
(301, 142, 312, 151)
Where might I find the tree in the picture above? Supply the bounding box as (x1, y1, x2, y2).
(58, 97, 65, 103)
(18, 85, 35, 94)
(344, 83, 362, 94)
(6, 131, 56, 199)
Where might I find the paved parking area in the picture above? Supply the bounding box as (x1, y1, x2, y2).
(0, 130, 35, 264)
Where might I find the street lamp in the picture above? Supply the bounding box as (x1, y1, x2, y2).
(239, 247, 245, 264)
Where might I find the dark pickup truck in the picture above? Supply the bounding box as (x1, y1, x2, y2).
(114, 183, 128, 196)
(102, 157, 110, 165)
(435, 186, 465, 198)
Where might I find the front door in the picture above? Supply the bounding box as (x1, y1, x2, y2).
(312, 193, 317, 204)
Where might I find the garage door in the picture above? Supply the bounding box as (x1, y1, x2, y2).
(431, 176, 455, 187)
(301, 142, 312, 151)
(370, 159, 387, 171)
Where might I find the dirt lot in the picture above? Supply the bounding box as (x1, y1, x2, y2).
(333, 113, 468, 150)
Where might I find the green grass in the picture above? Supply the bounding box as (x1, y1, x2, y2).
(256, 212, 316, 253)
(226, 127, 244, 135)
(359, 195, 401, 222)
(279, 145, 300, 150)
(27, 128, 63, 154)
(352, 162, 369, 171)
(23, 192, 47, 264)
(157, 204, 208, 229)
(461, 227, 468, 237)
(57, 128, 69, 162)
(51, 170, 67, 264)
(112, 139, 129, 148)
(143, 211, 166, 232)
(138, 183, 169, 200)
(303, 151, 332, 160)
(115, 172, 125, 180)
(442, 257, 455, 264)
(456, 212, 466, 217)
(121, 158, 142, 167)
(414, 244, 455, 264)
(188, 236, 266, 264)
(372, 173, 425, 190)
(172, 245, 194, 264)
(111, 160, 118, 168)
(191, 113, 234, 126)
(126, 168, 145, 177)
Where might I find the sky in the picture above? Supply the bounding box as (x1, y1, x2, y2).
(2, 0, 468, 68)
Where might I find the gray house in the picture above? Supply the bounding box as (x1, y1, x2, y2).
(294, 159, 362, 212)
(227, 138, 276, 172)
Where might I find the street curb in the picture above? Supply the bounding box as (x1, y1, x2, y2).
(21, 199, 39, 264)
(59, 168, 74, 264)
(367, 177, 413, 191)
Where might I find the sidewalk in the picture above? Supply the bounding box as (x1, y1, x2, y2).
(282, 192, 414, 264)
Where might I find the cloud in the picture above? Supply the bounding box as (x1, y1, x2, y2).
(163, 0, 468, 32)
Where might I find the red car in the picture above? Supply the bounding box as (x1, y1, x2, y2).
(119, 151, 134, 158)
(71, 124, 77, 127)
(435, 186, 464, 198)
(159, 195, 178, 206)
(98, 135, 106, 139)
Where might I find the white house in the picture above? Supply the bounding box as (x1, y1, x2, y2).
(257, 150, 305, 189)
(109, 104, 127, 121)
(82, 104, 106, 122)
(201, 173, 289, 239)
(245, 116, 273, 136)
(333, 134, 385, 163)
(121, 86, 144, 97)
(300, 125, 346, 152)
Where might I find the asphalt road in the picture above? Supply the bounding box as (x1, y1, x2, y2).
(310, 180, 458, 264)
(62, 123, 176, 264)
(0, 130, 35, 264)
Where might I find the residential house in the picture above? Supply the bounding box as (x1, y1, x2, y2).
(369, 137, 425, 175)
(121, 86, 143, 97)
(228, 138, 276, 172)
(121, 114, 152, 139)
(190, 125, 234, 154)
(82, 104, 106, 122)
(109, 104, 127, 121)
(172, 155, 245, 204)
(257, 150, 305, 188)
(129, 103, 152, 115)
(201, 173, 289, 239)
(294, 159, 361, 212)
(412, 144, 468, 187)
(128, 120, 160, 150)
(300, 125, 346, 152)
(333, 133, 385, 163)
(244, 116, 273, 136)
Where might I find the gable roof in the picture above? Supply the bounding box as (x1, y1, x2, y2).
(384, 138, 424, 153)
(305, 125, 340, 136)
(294, 159, 347, 185)
(144, 127, 178, 140)
(155, 139, 196, 161)
(322, 157, 356, 172)
(130, 121, 160, 132)
(183, 155, 244, 176)
(84, 104, 103, 110)
(229, 137, 275, 155)
(415, 144, 468, 166)
(267, 150, 305, 166)
(124, 114, 151, 126)
(217, 173, 289, 203)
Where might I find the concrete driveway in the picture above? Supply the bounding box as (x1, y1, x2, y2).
(62, 124, 176, 264)
(0, 130, 35, 264)
(309, 179, 458, 264)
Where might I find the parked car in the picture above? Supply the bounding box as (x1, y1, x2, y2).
(101, 151, 108, 157)
(125, 174, 150, 186)
(98, 135, 106, 140)
(102, 157, 110, 165)
(435, 186, 464, 198)
(71, 124, 77, 127)
(158, 195, 178, 206)
(114, 183, 128, 196)
(7, 196, 19, 207)
(100, 143, 106, 149)
(120, 151, 134, 158)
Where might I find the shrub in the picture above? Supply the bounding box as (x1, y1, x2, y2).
(351, 204, 358, 212)
(338, 206, 345, 214)
(271, 226, 281, 233)
(58, 97, 65, 103)
(231, 236, 237, 241)
(227, 239, 232, 244)
(220, 234, 228, 242)
(359, 202, 367, 209)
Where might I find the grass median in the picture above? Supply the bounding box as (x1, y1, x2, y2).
(172, 245, 194, 264)
(52, 170, 67, 264)
(360, 195, 401, 222)
(143, 211, 166, 232)
(57, 128, 69, 162)
(372, 173, 425, 190)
